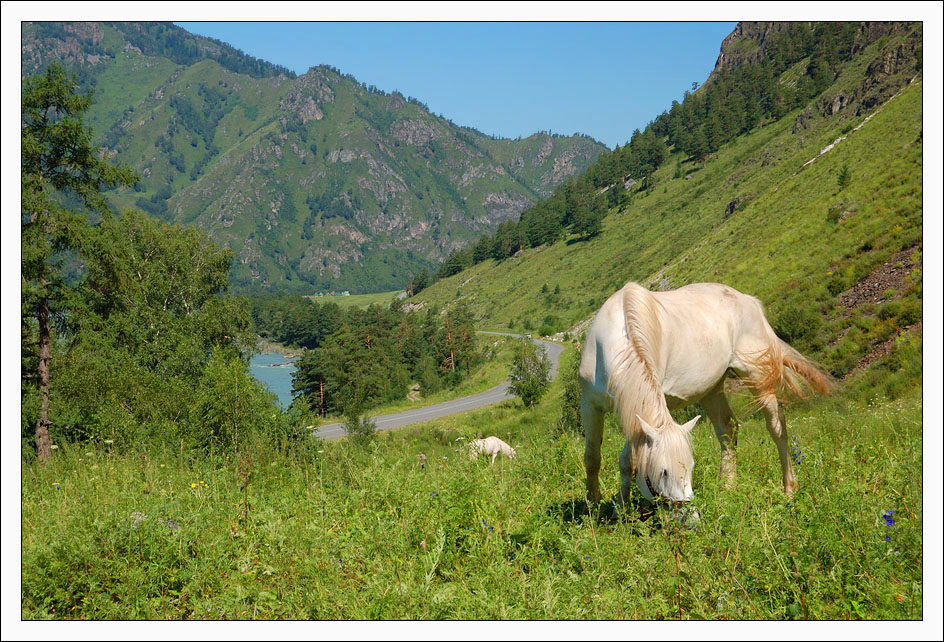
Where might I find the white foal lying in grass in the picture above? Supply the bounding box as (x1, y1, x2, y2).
(467, 436, 517, 464)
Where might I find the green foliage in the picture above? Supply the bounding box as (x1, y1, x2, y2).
(49, 209, 257, 450)
(774, 304, 823, 347)
(250, 295, 342, 349)
(508, 338, 551, 408)
(290, 303, 477, 415)
(554, 344, 584, 435)
(342, 409, 378, 446)
(21, 62, 138, 460)
(190, 347, 279, 454)
(837, 163, 851, 190)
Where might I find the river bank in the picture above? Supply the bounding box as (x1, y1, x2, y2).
(255, 337, 302, 359)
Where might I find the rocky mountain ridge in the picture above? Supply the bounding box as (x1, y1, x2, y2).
(22, 22, 607, 293)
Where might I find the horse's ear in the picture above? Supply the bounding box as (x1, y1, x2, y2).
(681, 415, 700, 434)
(636, 415, 659, 441)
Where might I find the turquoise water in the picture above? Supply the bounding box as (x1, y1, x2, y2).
(249, 352, 297, 409)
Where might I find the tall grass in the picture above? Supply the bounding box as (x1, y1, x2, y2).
(21, 348, 923, 620)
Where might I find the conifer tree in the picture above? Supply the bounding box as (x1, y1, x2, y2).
(22, 63, 136, 461)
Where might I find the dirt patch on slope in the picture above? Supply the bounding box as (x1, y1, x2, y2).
(836, 245, 922, 379)
(838, 246, 920, 310)
(845, 320, 922, 377)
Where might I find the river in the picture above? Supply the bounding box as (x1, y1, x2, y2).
(249, 352, 297, 409)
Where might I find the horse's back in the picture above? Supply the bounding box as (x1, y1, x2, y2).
(581, 282, 779, 406)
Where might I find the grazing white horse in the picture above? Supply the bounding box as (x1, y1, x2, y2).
(468, 436, 517, 464)
(580, 282, 830, 512)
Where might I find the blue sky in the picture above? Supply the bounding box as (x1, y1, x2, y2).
(176, 21, 737, 149)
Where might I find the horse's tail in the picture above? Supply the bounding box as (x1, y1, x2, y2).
(781, 343, 833, 397)
(745, 326, 833, 401)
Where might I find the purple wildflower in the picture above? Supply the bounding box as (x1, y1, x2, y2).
(883, 509, 895, 543)
(791, 437, 804, 467)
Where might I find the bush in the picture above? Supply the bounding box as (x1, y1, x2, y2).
(343, 408, 377, 445)
(189, 347, 280, 455)
(508, 338, 551, 408)
(554, 346, 583, 435)
(774, 304, 822, 346)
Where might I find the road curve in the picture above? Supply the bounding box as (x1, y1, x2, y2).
(314, 332, 565, 441)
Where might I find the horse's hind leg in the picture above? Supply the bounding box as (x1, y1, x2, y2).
(758, 394, 797, 494)
(702, 385, 738, 489)
(582, 395, 605, 505)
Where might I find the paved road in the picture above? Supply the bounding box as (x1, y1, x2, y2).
(314, 332, 565, 441)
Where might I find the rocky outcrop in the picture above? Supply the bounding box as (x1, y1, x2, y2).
(281, 68, 335, 123)
(707, 22, 797, 84)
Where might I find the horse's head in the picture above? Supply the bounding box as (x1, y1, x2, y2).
(634, 415, 699, 508)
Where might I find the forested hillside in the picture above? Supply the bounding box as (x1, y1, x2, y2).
(22, 22, 607, 294)
(414, 21, 923, 399)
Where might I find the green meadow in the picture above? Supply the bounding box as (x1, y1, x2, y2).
(21, 345, 923, 620)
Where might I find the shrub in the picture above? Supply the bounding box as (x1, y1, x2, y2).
(774, 304, 822, 346)
(508, 338, 551, 408)
(554, 347, 583, 435)
(837, 163, 851, 190)
(189, 347, 280, 455)
(343, 408, 377, 445)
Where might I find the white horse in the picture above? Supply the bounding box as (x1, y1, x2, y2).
(468, 436, 517, 464)
(579, 282, 830, 514)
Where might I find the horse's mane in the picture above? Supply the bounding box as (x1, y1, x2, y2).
(607, 283, 678, 443)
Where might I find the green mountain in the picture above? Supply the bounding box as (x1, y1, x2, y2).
(411, 21, 923, 394)
(22, 22, 607, 294)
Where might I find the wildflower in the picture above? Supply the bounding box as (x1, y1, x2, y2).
(791, 437, 804, 467)
(883, 509, 895, 543)
(191, 483, 197, 488)
(50, 444, 58, 450)
(482, 519, 494, 531)
(429, 492, 439, 498)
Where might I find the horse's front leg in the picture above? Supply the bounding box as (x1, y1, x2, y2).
(618, 440, 634, 507)
(582, 395, 605, 505)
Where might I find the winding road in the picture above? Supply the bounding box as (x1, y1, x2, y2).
(314, 332, 565, 441)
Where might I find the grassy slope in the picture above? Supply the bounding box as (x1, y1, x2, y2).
(412, 78, 923, 393)
(21, 358, 922, 619)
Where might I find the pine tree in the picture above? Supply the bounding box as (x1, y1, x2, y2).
(22, 63, 137, 462)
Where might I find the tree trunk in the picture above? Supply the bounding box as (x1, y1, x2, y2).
(34, 295, 52, 463)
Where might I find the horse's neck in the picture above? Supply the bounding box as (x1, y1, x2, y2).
(611, 284, 676, 438)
